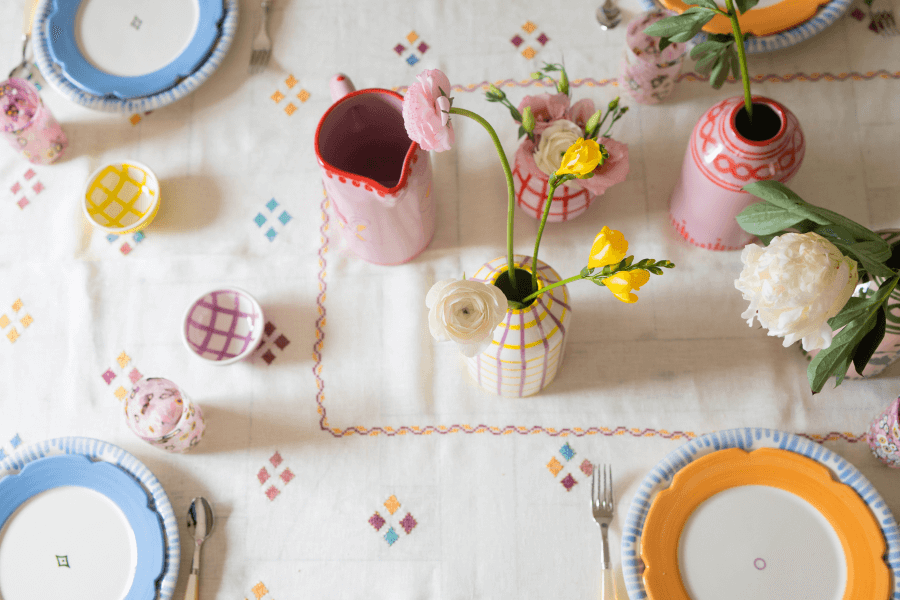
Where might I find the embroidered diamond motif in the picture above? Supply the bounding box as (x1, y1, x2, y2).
(284, 103, 297, 116)
(270, 451, 283, 468)
(384, 495, 400, 515)
(254, 213, 267, 227)
(394, 43, 406, 55)
(384, 527, 399, 546)
(406, 54, 420, 66)
(278, 211, 292, 225)
(265, 485, 280, 500)
(271, 91, 285, 103)
(536, 32, 549, 45)
(560, 473, 577, 491)
(510, 34, 524, 47)
(406, 31, 419, 43)
(417, 42, 429, 54)
(264, 321, 276, 337)
(261, 349, 276, 364)
(114, 386, 128, 401)
(547, 456, 563, 476)
(128, 368, 143, 384)
(120, 243, 132, 255)
(252, 583, 268, 600)
(6, 329, 18, 343)
(285, 75, 298, 88)
(280, 468, 295, 484)
(16, 197, 28, 209)
(0, 315, 9, 328)
(258, 467, 270, 484)
(559, 442, 575, 461)
(19, 314, 32, 328)
(11, 299, 23, 312)
(266, 198, 279, 211)
(579, 459, 593, 476)
(10, 183, 21, 194)
(522, 21, 537, 33)
(522, 46, 536, 59)
(265, 227, 278, 241)
(399, 512, 417, 534)
(102, 369, 117, 385)
(297, 89, 310, 103)
(369, 513, 386, 531)
(117, 352, 131, 368)
(274, 334, 290, 350)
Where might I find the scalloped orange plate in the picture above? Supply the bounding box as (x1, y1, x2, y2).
(658, 0, 833, 36)
(641, 447, 889, 600)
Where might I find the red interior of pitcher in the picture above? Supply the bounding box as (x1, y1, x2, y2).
(314, 89, 419, 195)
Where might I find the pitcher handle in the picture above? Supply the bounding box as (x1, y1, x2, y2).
(329, 74, 356, 102)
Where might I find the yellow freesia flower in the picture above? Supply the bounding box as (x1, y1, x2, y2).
(603, 269, 650, 303)
(588, 226, 628, 269)
(556, 138, 604, 177)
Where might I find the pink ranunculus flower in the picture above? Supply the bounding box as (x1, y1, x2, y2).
(517, 93, 570, 134)
(402, 69, 455, 152)
(566, 98, 596, 131)
(573, 137, 630, 197)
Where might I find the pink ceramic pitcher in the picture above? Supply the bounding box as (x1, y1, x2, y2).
(315, 74, 435, 265)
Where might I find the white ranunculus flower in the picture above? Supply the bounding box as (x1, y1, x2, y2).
(534, 119, 584, 176)
(735, 232, 858, 351)
(426, 278, 509, 357)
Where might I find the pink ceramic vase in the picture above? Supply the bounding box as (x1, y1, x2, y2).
(669, 96, 804, 250)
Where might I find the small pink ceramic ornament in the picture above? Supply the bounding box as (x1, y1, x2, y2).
(125, 377, 205, 453)
(0, 78, 67, 165)
(619, 11, 686, 105)
(867, 396, 900, 468)
(315, 74, 435, 265)
(669, 96, 804, 250)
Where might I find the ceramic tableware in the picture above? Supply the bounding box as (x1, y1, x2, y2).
(868, 396, 900, 468)
(45, 0, 223, 99)
(182, 287, 265, 365)
(33, 0, 239, 113)
(0, 78, 67, 164)
(83, 160, 160, 234)
(0, 437, 179, 600)
(622, 428, 900, 600)
(619, 11, 686, 105)
(126, 378, 205, 453)
(315, 74, 435, 266)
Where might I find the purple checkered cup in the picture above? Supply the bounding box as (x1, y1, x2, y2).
(182, 287, 265, 365)
(0, 78, 67, 164)
(125, 377, 205, 453)
(867, 396, 900, 468)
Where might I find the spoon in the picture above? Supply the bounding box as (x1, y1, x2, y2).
(184, 497, 215, 600)
(8, 0, 40, 79)
(596, 0, 622, 30)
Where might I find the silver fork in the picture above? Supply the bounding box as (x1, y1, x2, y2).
(249, 0, 272, 74)
(867, 0, 899, 35)
(591, 464, 616, 600)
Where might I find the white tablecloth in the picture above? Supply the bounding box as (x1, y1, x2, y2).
(1, 0, 899, 597)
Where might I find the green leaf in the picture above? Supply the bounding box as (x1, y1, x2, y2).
(517, 125, 527, 139)
(836, 241, 896, 278)
(851, 240, 891, 263)
(695, 48, 724, 75)
(648, 267, 663, 275)
(741, 181, 830, 224)
(853, 305, 886, 374)
(709, 53, 729, 89)
(735, 202, 805, 235)
(658, 37, 672, 53)
(690, 0, 723, 11)
(814, 224, 857, 246)
(644, 14, 698, 38)
(808, 313, 878, 393)
(580, 267, 592, 278)
(806, 206, 886, 246)
(828, 296, 879, 330)
(624, 255, 634, 268)
(734, 0, 761, 14)
(689, 39, 729, 59)
(670, 12, 717, 42)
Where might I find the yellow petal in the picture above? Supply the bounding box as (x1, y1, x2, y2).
(556, 138, 603, 177)
(587, 226, 628, 269)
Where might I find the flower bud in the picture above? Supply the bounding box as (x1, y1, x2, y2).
(608, 97, 619, 111)
(531, 72, 543, 80)
(522, 106, 535, 133)
(619, 106, 629, 115)
(487, 83, 505, 100)
(584, 109, 603, 137)
(557, 69, 569, 95)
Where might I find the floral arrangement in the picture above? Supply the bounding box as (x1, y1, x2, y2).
(645, 0, 757, 123)
(402, 69, 674, 357)
(735, 180, 900, 393)
(484, 63, 630, 196)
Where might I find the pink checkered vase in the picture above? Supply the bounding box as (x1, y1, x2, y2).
(513, 139, 594, 223)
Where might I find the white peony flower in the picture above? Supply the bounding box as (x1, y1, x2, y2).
(735, 232, 858, 351)
(534, 119, 584, 176)
(426, 278, 509, 357)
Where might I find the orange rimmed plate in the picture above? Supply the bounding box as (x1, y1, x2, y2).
(640, 446, 889, 600)
(657, 0, 832, 36)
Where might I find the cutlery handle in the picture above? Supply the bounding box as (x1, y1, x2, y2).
(599, 567, 615, 600)
(184, 572, 199, 600)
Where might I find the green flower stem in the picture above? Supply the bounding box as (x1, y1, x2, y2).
(531, 175, 564, 293)
(521, 274, 586, 304)
(723, 0, 753, 122)
(449, 106, 518, 289)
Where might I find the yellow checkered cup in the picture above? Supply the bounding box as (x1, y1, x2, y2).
(83, 161, 161, 234)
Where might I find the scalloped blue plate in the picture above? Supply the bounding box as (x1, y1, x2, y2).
(0, 439, 179, 600)
(45, 0, 223, 99)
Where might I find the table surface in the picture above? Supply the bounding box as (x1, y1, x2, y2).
(1, 0, 899, 598)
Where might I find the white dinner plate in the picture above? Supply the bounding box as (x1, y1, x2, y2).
(0, 438, 180, 600)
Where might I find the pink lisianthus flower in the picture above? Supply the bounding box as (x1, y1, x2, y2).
(402, 69, 455, 152)
(573, 137, 630, 196)
(517, 93, 570, 134)
(566, 98, 596, 131)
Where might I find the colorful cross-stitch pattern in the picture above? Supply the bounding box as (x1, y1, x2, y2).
(248, 581, 273, 600)
(253, 198, 292, 242)
(9, 168, 43, 210)
(100, 351, 144, 401)
(546, 443, 592, 492)
(394, 31, 430, 66)
(271, 75, 310, 116)
(510, 21, 549, 60)
(257, 451, 295, 501)
(255, 320, 291, 365)
(368, 495, 418, 547)
(107, 230, 146, 256)
(1, 299, 32, 344)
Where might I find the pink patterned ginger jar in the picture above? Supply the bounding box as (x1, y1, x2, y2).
(867, 396, 900, 468)
(464, 255, 572, 397)
(669, 96, 804, 250)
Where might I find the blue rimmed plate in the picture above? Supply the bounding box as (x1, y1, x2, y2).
(621, 428, 900, 600)
(33, 0, 238, 113)
(639, 0, 853, 53)
(45, 0, 223, 99)
(0, 438, 180, 600)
